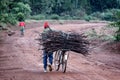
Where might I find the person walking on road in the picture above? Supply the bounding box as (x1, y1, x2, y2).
(19, 20, 25, 36)
(42, 22, 53, 72)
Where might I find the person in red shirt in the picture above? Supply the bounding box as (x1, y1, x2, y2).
(19, 21, 25, 36)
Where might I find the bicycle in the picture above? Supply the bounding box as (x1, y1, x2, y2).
(54, 49, 70, 73)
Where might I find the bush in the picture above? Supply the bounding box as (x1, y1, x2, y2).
(0, 13, 17, 25)
(0, 23, 7, 30)
(90, 9, 120, 21)
(17, 12, 25, 21)
(15, 2, 31, 18)
(110, 10, 120, 41)
(115, 34, 120, 41)
(72, 16, 81, 20)
(0, 2, 31, 26)
(30, 14, 46, 20)
(110, 22, 120, 41)
(60, 15, 72, 20)
(90, 12, 102, 19)
(49, 14, 60, 20)
(100, 12, 114, 21)
(84, 15, 97, 21)
(7, 14, 17, 25)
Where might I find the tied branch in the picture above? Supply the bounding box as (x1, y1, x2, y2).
(37, 30, 89, 56)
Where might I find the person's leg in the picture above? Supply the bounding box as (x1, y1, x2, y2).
(22, 27, 25, 36)
(20, 27, 23, 35)
(48, 52, 53, 65)
(20, 28, 22, 35)
(20, 27, 25, 36)
(48, 52, 53, 71)
(43, 51, 48, 72)
(21, 30, 24, 35)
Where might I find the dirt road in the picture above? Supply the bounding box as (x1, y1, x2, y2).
(0, 20, 120, 80)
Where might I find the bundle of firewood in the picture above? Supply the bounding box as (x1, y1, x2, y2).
(37, 30, 89, 55)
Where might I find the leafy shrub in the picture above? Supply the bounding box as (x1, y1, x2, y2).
(90, 12, 102, 19)
(90, 9, 120, 21)
(110, 10, 120, 41)
(86, 28, 115, 41)
(17, 12, 25, 21)
(7, 14, 17, 25)
(85, 28, 98, 40)
(111, 22, 120, 41)
(71, 9, 87, 18)
(30, 14, 46, 20)
(100, 12, 114, 21)
(0, 13, 17, 25)
(0, 13, 8, 22)
(61, 15, 72, 20)
(49, 14, 60, 20)
(115, 34, 120, 41)
(0, 2, 31, 26)
(84, 15, 97, 21)
(112, 9, 120, 20)
(72, 16, 81, 20)
(14, 2, 31, 18)
(0, 22, 7, 30)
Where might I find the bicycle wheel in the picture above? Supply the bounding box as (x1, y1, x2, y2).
(54, 50, 61, 71)
(62, 51, 69, 73)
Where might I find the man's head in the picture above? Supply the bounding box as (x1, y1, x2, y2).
(44, 22, 49, 29)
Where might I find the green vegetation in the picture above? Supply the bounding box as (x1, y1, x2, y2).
(110, 11, 120, 41)
(0, 0, 120, 36)
(90, 9, 120, 21)
(1, 0, 120, 22)
(86, 28, 116, 41)
(0, 0, 31, 26)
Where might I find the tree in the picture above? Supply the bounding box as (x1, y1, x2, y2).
(90, 0, 119, 12)
(0, 0, 31, 25)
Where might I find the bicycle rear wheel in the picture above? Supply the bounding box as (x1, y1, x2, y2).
(54, 50, 61, 71)
(62, 59, 67, 73)
(62, 51, 69, 73)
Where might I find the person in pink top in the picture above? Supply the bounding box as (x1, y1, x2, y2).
(19, 21, 25, 36)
